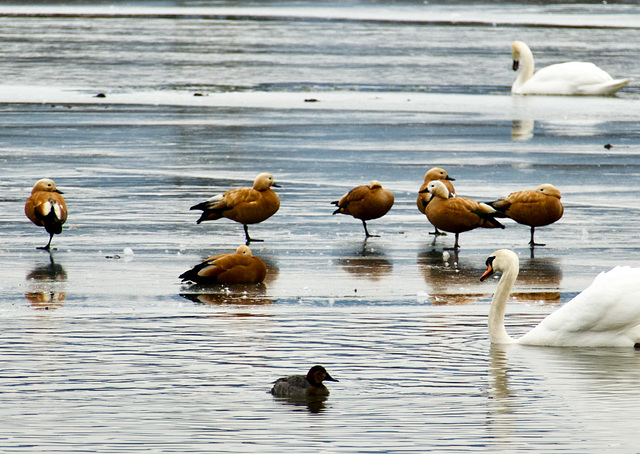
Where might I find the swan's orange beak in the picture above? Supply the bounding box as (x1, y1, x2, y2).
(480, 263, 494, 282)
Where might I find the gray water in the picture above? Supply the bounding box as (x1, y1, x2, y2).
(1, 2, 640, 452)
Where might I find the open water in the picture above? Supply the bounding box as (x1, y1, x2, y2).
(0, 1, 639, 452)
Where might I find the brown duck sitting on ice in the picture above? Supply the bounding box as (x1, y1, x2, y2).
(332, 180, 394, 238)
(179, 245, 267, 284)
(487, 183, 563, 247)
(190, 173, 280, 244)
(421, 180, 504, 249)
(270, 365, 338, 398)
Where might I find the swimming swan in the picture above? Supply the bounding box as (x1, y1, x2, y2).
(511, 41, 631, 95)
(480, 249, 640, 347)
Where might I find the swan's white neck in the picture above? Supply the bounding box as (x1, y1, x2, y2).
(512, 43, 535, 93)
(488, 256, 520, 344)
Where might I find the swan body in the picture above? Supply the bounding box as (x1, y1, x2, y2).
(481, 249, 640, 347)
(511, 41, 631, 95)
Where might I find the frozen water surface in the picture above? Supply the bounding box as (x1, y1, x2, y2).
(0, 2, 639, 453)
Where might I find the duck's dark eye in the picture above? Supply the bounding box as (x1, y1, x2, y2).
(485, 256, 495, 267)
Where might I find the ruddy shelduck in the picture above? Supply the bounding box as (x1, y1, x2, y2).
(270, 365, 338, 398)
(417, 167, 456, 235)
(487, 183, 563, 247)
(25, 179, 68, 250)
(422, 180, 504, 249)
(179, 245, 267, 284)
(332, 180, 394, 238)
(190, 173, 280, 244)
(417, 167, 456, 214)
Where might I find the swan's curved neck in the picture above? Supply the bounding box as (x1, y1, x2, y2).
(513, 45, 535, 92)
(488, 262, 519, 344)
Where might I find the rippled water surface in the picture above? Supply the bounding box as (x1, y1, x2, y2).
(1, 1, 640, 452)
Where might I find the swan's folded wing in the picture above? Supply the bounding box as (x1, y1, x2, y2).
(521, 267, 640, 346)
(533, 62, 612, 85)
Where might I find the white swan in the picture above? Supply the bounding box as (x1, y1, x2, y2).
(511, 41, 631, 95)
(480, 249, 640, 347)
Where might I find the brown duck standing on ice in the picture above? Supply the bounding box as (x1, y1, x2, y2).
(179, 245, 267, 284)
(190, 173, 280, 244)
(270, 365, 338, 398)
(417, 167, 456, 235)
(421, 180, 504, 249)
(332, 180, 394, 238)
(487, 183, 563, 247)
(25, 179, 68, 250)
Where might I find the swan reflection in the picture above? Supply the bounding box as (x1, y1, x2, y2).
(25, 253, 67, 310)
(511, 119, 534, 141)
(487, 343, 640, 441)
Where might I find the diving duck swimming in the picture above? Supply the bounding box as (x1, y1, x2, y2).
(270, 365, 338, 398)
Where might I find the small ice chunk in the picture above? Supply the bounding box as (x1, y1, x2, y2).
(123, 247, 134, 262)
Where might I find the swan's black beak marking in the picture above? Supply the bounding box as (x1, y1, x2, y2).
(512, 60, 519, 71)
(480, 256, 496, 282)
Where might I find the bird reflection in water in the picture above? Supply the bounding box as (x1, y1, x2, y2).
(336, 242, 393, 281)
(418, 249, 484, 305)
(179, 257, 278, 305)
(511, 119, 534, 141)
(180, 283, 271, 306)
(25, 252, 67, 310)
(487, 344, 512, 416)
(418, 249, 562, 305)
(271, 393, 330, 414)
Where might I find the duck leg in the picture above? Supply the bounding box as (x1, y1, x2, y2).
(37, 233, 54, 251)
(529, 226, 545, 247)
(445, 233, 460, 250)
(243, 224, 263, 245)
(362, 220, 379, 238)
(429, 227, 447, 236)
